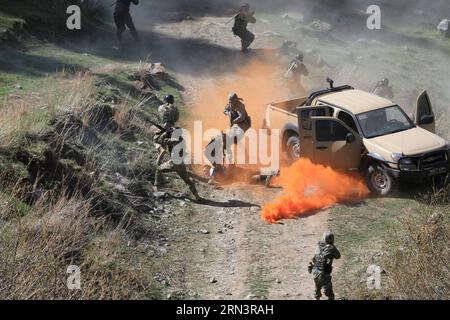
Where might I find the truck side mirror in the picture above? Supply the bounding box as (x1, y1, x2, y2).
(346, 133, 355, 143)
(419, 114, 434, 125)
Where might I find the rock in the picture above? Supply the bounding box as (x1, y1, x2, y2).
(148, 62, 167, 76)
(428, 211, 443, 224)
(275, 278, 281, 284)
(281, 13, 304, 26)
(262, 31, 282, 37)
(167, 293, 172, 299)
(15, 84, 23, 90)
(245, 294, 257, 300)
(153, 191, 167, 199)
(114, 172, 130, 186)
(200, 229, 209, 235)
(357, 38, 367, 44)
(437, 19, 449, 36)
(113, 184, 126, 192)
(309, 20, 332, 33)
(210, 277, 217, 284)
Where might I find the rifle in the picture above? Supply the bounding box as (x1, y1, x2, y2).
(148, 119, 167, 134)
(225, 12, 240, 25)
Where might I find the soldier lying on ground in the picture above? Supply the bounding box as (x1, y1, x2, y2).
(202, 164, 279, 188)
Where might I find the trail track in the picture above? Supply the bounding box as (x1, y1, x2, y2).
(151, 17, 330, 300)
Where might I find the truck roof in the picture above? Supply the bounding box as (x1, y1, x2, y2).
(317, 89, 393, 114)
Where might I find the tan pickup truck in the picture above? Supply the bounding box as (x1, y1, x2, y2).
(262, 80, 450, 195)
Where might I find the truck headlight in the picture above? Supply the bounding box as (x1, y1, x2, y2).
(398, 157, 418, 171)
(391, 153, 403, 162)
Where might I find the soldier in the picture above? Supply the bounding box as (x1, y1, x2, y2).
(203, 132, 228, 185)
(232, 4, 256, 53)
(285, 53, 309, 95)
(202, 164, 278, 187)
(224, 93, 251, 138)
(153, 126, 201, 201)
(373, 78, 394, 99)
(158, 94, 180, 129)
(308, 231, 341, 300)
(114, 0, 140, 43)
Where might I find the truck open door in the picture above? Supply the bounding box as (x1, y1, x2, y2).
(310, 117, 362, 170)
(296, 107, 330, 159)
(414, 90, 435, 133)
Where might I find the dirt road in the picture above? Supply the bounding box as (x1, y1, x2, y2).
(149, 16, 330, 300)
(171, 183, 328, 300)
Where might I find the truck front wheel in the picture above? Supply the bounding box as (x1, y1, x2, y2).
(286, 135, 301, 162)
(365, 164, 395, 196)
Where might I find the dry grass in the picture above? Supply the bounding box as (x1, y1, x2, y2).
(382, 183, 450, 300)
(0, 73, 96, 149)
(0, 191, 150, 299)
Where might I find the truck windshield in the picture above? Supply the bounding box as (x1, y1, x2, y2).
(356, 105, 415, 138)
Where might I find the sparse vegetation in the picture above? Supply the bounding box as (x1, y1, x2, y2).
(332, 182, 450, 300)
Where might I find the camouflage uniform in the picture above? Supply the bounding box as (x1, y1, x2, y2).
(114, 0, 140, 42)
(232, 6, 256, 52)
(158, 102, 180, 130)
(224, 94, 251, 136)
(153, 128, 200, 200)
(310, 232, 341, 300)
(285, 56, 309, 94)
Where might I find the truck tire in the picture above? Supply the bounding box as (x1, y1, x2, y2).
(286, 135, 301, 162)
(365, 163, 395, 196)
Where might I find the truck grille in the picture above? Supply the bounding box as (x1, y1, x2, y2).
(420, 150, 449, 170)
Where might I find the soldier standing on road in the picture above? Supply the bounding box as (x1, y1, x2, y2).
(285, 53, 309, 95)
(373, 78, 394, 99)
(153, 126, 201, 201)
(114, 0, 140, 43)
(158, 94, 180, 130)
(308, 231, 341, 300)
(232, 4, 256, 53)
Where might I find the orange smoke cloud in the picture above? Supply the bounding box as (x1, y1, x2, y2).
(262, 158, 369, 223)
(186, 54, 289, 134)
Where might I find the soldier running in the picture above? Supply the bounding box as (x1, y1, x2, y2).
(232, 4, 256, 53)
(114, 0, 140, 43)
(153, 126, 201, 201)
(308, 232, 341, 300)
(224, 92, 251, 140)
(285, 53, 309, 95)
